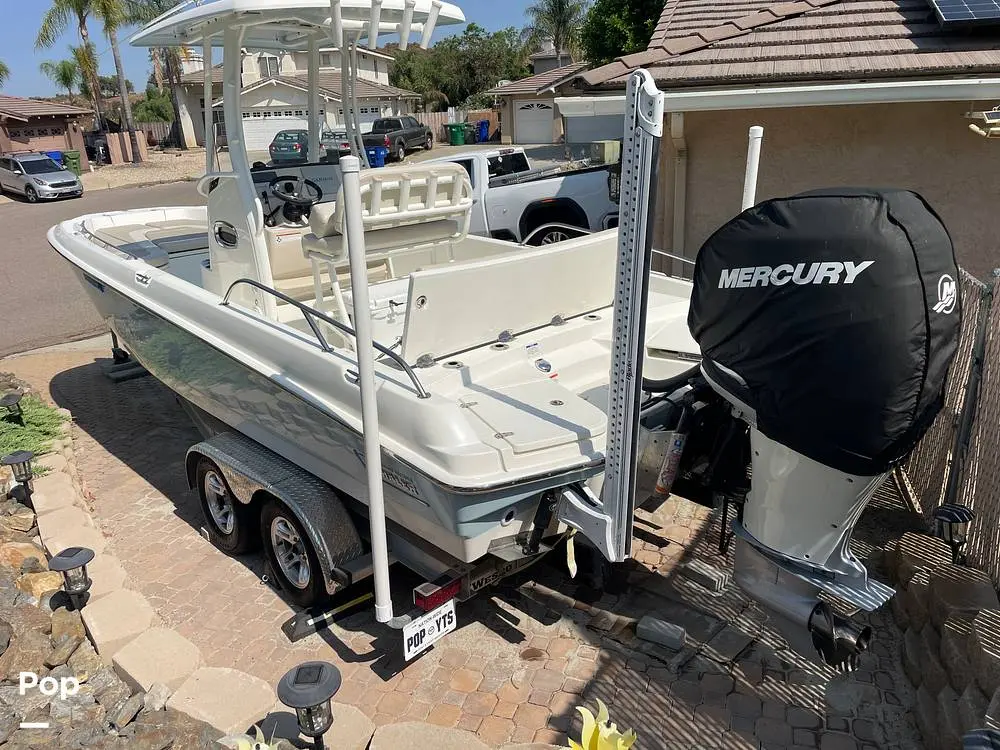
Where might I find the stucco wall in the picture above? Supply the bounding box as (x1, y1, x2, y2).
(664, 101, 1000, 279)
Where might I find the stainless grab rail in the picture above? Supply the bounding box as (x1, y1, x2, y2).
(222, 277, 431, 399)
(652, 248, 696, 266)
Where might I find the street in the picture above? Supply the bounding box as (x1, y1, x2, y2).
(0, 181, 203, 358)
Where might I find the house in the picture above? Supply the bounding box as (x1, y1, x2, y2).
(176, 48, 419, 150)
(579, 0, 1000, 278)
(486, 62, 589, 144)
(0, 95, 91, 169)
(529, 40, 575, 74)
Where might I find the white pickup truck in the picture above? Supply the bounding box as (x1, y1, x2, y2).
(424, 147, 619, 245)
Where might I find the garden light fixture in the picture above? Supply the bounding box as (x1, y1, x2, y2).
(49, 547, 95, 610)
(3, 450, 35, 503)
(277, 661, 342, 750)
(933, 503, 976, 564)
(1, 390, 24, 422)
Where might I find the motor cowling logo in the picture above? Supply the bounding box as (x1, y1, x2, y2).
(933, 274, 957, 314)
(718, 261, 874, 289)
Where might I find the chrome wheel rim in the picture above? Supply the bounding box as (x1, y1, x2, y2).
(541, 230, 569, 244)
(271, 516, 311, 589)
(203, 470, 235, 535)
(25, 188, 36, 203)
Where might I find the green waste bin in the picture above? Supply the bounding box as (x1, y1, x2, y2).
(63, 150, 82, 177)
(445, 123, 466, 146)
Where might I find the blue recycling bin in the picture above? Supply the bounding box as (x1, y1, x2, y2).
(45, 150, 64, 166)
(365, 146, 388, 168)
(477, 120, 489, 143)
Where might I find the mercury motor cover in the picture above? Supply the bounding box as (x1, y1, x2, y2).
(688, 187, 960, 477)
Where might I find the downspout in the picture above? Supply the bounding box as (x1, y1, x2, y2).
(669, 112, 687, 277)
(203, 36, 215, 173)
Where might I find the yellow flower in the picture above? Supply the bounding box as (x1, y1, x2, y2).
(567, 699, 638, 750)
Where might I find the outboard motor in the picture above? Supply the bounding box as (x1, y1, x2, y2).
(688, 187, 961, 670)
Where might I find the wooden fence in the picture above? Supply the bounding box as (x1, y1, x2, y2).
(136, 121, 173, 146)
(414, 109, 499, 143)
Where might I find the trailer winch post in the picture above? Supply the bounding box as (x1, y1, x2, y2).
(341, 155, 394, 624)
(741, 125, 764, 211)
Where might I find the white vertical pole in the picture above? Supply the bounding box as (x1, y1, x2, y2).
(399, 0, 415, 50)
(329, 0, 344, 48)
(419, 0, 442, 48)
(369, 0, 383, 49)
(203, 36, 215, 173)
(340, 155, 393, 624)
(308, 36, 322, 162)
(741, 125, 764, 211)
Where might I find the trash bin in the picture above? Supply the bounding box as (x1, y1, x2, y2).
(365, 146, 389, 168)
(445, 123, 466, 146)
(464, 123, 478, 143)
(63, 150, 82, 176)
(45, 150, 64, 166)
(477, 120, 489, 143)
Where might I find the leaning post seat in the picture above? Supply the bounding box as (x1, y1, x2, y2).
(300, 162, 474, 324)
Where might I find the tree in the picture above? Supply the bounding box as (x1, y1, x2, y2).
(88, 73, 134, 98)
(36, 0, 105, 130)
(133, 86, 174, 122)
(92, 0, 142, 163)
(0, 60, 8, 88)
(522, 0, 589, 66)
(580, 0, 660, 66)
(40, 59, 81, 96)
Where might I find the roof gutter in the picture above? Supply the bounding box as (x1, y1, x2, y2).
(559, 77, 1000, 115)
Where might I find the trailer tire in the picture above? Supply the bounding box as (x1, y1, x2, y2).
(196, 457, 256, 554)
(261, 498, 326, 607)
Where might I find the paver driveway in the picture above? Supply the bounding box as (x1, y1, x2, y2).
(6, 345, 925, 749)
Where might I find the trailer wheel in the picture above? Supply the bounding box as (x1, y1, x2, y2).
(260, 499, 325, 607)
(196, 458, 256, 554)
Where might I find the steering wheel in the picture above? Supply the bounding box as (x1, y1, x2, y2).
(268, 175, 323, 207)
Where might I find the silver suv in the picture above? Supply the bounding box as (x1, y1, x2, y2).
(0, 152, 83, 202)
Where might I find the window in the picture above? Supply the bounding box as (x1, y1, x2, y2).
(284, 110, 293, 116)
(258, 56, 279, 78)
(252, 111, 262, 118)
(242, 112, 250, 119)
(0, 158, 9, 170)
(487, 152, 530, 178)
(262, 111, 272, 118)
(455, 159, 474, 187)
(320, 52, 333, 67)
(294, 110, 303, 116)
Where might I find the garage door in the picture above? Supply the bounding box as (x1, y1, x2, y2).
(241, 111, 312, 151)
(514, 100, 554, 144)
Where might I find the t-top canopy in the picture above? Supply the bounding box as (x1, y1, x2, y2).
(129, 0, 465, 51)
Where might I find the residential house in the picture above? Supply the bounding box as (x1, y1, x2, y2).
(486, 62, 589, 144)
(176, 47, 419, 150)
(0, 95, 91, 170)
(529, 39, 575, 74)
(579, 0, 1000, 278)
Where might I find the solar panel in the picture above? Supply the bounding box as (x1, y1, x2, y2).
(930, 0, 1000, 27)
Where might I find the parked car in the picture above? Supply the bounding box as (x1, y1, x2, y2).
(0, 152, 83, 202)
(268, 130, 310, 163)
(425, 147, 618, 245)
(321, 128, 351, 159)
(362, 117, 433, 162)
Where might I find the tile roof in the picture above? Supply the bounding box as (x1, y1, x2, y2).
(184, 66, 418, 100)
(582, 0, 1000, 89)
(486, 62, 590, 95)
(0, 94, 91, 121)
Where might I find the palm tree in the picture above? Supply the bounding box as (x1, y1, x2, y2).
(40, 59, 81, 97)
(0, 60, 8, 89)
(36, 0, 105, 130)
(92, 0, 142, 163)
(523, 0, 589, 66)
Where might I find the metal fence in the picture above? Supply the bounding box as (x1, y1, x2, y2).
(898, 266, 1000, 582)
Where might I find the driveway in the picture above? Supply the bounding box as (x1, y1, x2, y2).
(0, 182, 204, 358)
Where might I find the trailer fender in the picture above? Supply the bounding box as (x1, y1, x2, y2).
(185, 432, 364, 594)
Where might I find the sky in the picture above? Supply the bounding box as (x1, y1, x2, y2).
(0, 0, 533, 99)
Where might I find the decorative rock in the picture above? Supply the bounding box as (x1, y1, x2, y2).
(68, 639, 104, 683)
(369, 721, 491, 750)
(922, 626, 950, 697)
(0, 617, 10, 655)
(129, 707, 225, 749)
(1, 602, 50, 638)
(96, 676, 132, 716)
(81, 588, 154, 663)
(943, 614, 977, 691)
(0, 541, 47, 571)
(51, 606, 86, 646)
(903, 626, 924, 687)
(915, 684, 940, 750)
(897, 532, 953, 586)
(113, 627, 202, 692)
(891, 585, 910, 630)
(44, 633, 83, 668)
(167, 667, 276, 735)
(636, 615, 686, 650)
(940, 685, 964, 750)
(48, 683, 97, 724)
(0, 712, 16, 744)
(0, 680, 53, 719)
(15, 571, 64, 599)
(111, 691, 146, 729)
(2, 509, 36, 533)
(930, 565, 1000, 629)
(143, 682, 172, 712)
(0, 629, 50, 681)
(971, 611, 1000, 696)
(904, 569, 933, 630)
(960, 684, 989, 734)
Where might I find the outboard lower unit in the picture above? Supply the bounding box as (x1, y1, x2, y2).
(688, 187, 961, 669)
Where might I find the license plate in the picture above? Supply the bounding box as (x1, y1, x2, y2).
(402, 598, 456, 661)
